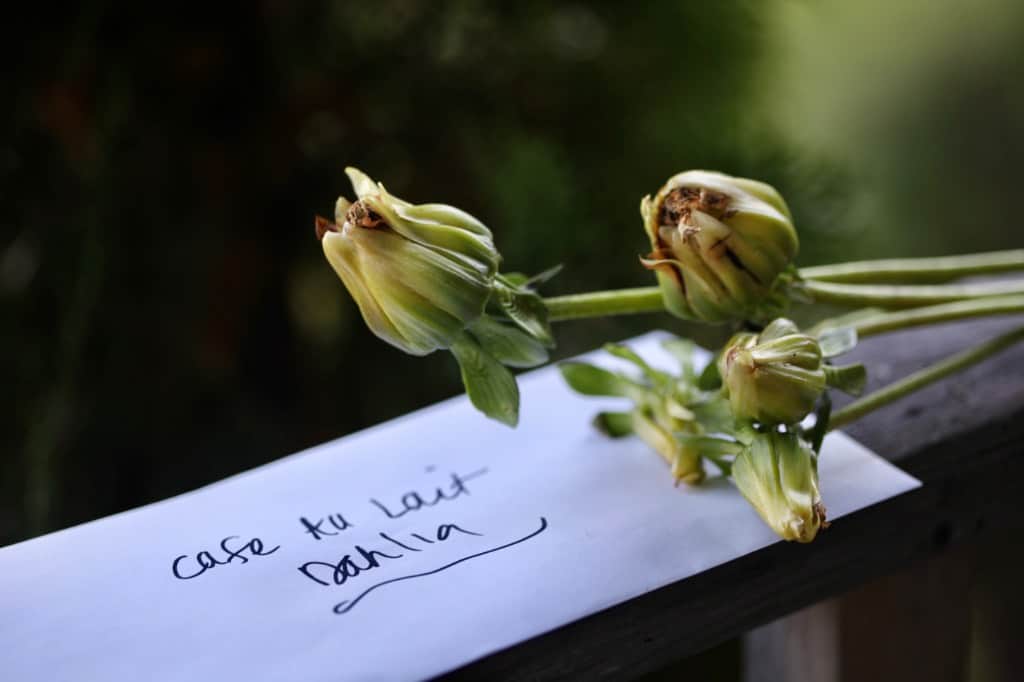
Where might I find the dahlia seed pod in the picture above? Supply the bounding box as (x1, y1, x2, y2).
(318, 167, 500, 356)
(318, 168, 556, 427)
(732, 431, 828, 543)
(718, 318, 827, 425)
(641, 170, 798, 323)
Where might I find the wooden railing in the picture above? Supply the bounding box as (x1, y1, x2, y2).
(444, 315, 1024, 681)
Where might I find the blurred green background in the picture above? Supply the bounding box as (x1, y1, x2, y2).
(1, 1, 1022, 675)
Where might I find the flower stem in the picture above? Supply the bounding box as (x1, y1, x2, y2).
(545, 287, 665, 321)
(800, 249, 1024, 284)
(828, 325, 1024, 430)
(803, 279, 1024, 308)
(543, 262, 1024, 322)
(839, 295, 1024, 337)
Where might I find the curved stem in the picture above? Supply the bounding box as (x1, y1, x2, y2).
(828, 326, 1024, 430)
(800, 249, 1024, 284)
(841, 295, 1024, 337)
(542, 265, 1024, 322)
(545, 287, 664, 321)
(803, 279, 1024, 308)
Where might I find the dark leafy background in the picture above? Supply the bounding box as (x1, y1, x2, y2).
(2, 2, 1022, 677)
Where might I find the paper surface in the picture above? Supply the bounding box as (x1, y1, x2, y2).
(0, 332, 919, 681)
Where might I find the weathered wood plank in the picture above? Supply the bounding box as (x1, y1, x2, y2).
(443, 316, 1024, 681)
(745, 547, 974, 682)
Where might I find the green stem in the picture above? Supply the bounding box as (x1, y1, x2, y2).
(799, 249, 1024, 284)
(828, 325, 1024, 430)
(545, 287, 664, 321)
(841, 295, 1024, 337)
(543, 257, 1024, 322)
(544, 280, 1024, 322)
(803, 279, 1024, 308)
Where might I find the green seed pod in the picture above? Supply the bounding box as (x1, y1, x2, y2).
(640, 170, 798, 323)
(732, 432, 828, 543)
(317, 167, 500, 356)
(718, 318, 826, 425)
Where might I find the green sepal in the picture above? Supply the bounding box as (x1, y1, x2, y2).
(382, 200, 500, 274)
(747, 268, 799, 324)
(733, 421, 761, 447)
(493, 277, 555, 347)
(777, 266, 812, 305)
(808, 307, 884, 336)
(804, 392, 832, 454)
(499, 264, 562, 289)
(824, 363, 867, 395)
(704, 456, 733, 476)
(676, 434, 744, 457)
(759, 317, 802, 341)
(593, 411, 635, 437)
(344, 166, 379, 199)
(499, 272, 530, 287)
(450, 332, 520, 427)
(524, 264, 563, 288)
(467, 316, 548, 368)
(397, 202, 492, 237)
(818, 326, 858, 358)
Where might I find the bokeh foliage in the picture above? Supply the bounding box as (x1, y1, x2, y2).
(1, 0, 1021, 548)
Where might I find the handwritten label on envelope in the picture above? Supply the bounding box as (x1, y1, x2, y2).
(0, 333, 919, 681)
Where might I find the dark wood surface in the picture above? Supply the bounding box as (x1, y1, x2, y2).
(443, 316, 1024, 681)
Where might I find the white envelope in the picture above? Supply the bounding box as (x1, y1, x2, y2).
(0, 332, 919, 681)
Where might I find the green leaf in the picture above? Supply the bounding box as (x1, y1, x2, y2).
(467, 316, 549, 368)
(690, 396, 736, 434)
(593, 411, 635, 437)
(824, 363, 867, 395)
(603, 343, 671, 388)
(661, 337, 698, 380)
(450, 333, 520, 427)
(559, 362, 646, 401)
(817, 326, 858, 358)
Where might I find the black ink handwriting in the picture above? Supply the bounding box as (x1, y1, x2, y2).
(297, 522, 483, 588)
(332, 517, 548, 614)
(299, 514, 355, 541)
(369, 468, 488, 520)
(172, 536, 280, 580)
